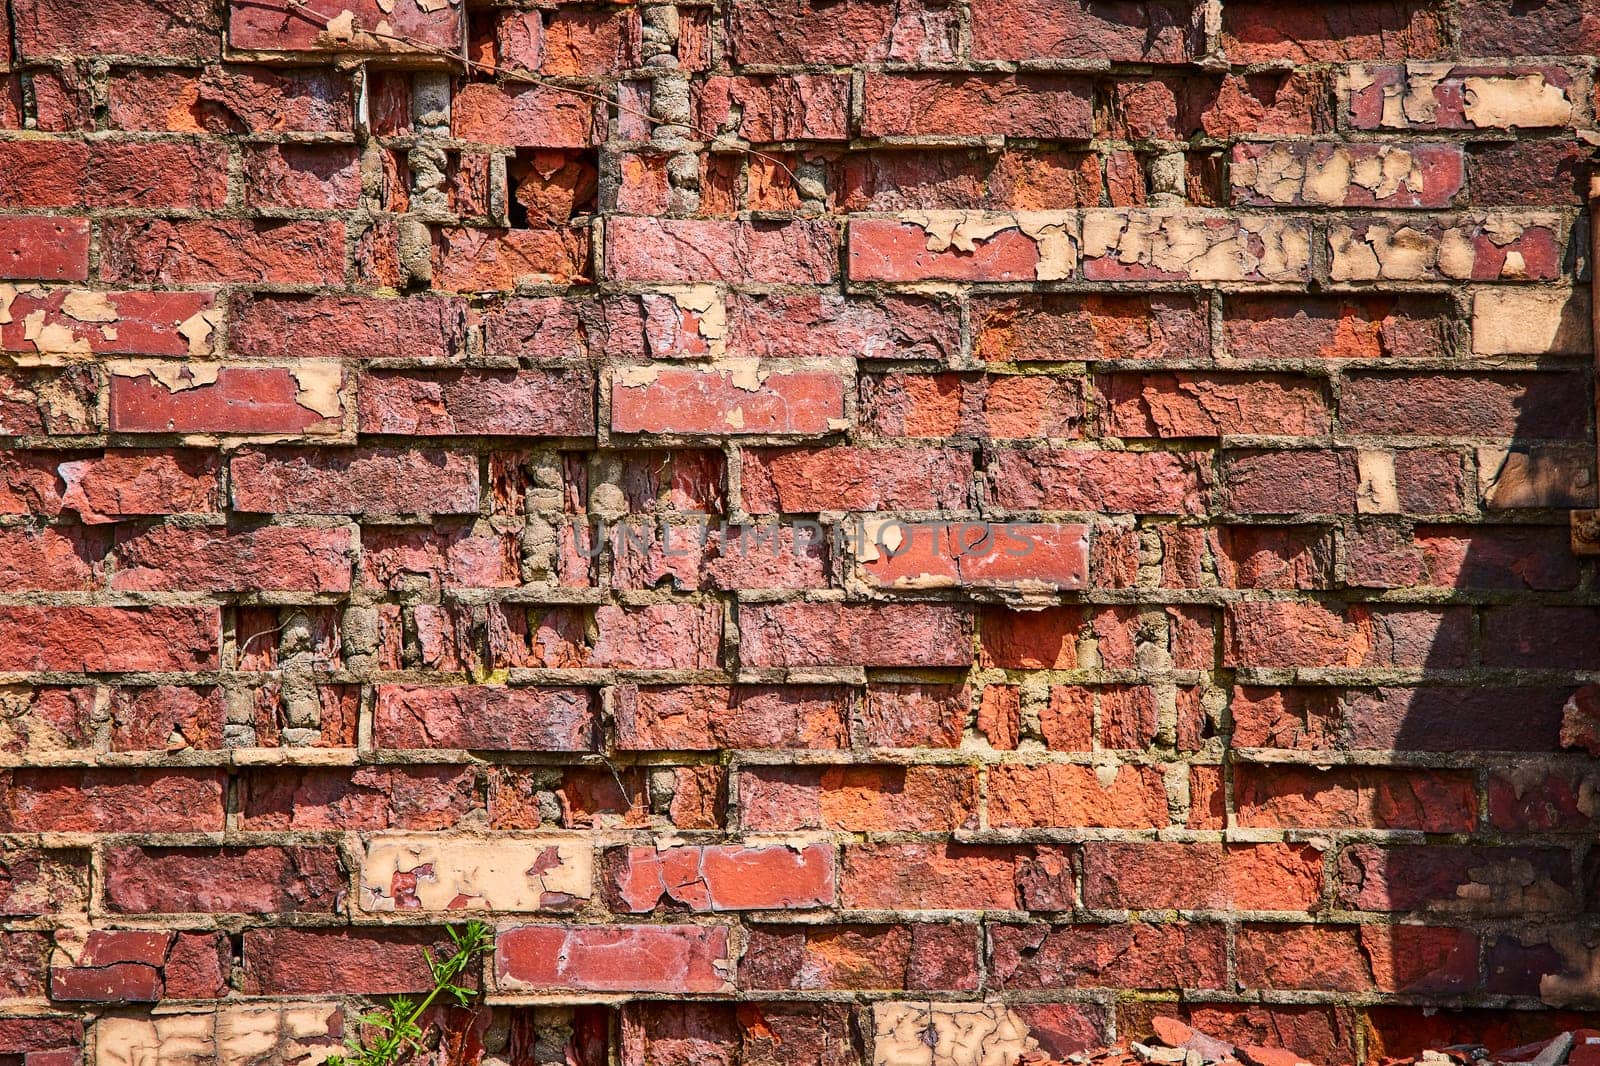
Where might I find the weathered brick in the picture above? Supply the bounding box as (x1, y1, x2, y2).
(861, 73, 1092, 139)
(110, 362, 344, 434)
(972, 0, 1200, 62)
(0, 216, 89, 280)
(988, 448, 1209, 514)
(1342, 372, 1589, 439)
(740, 922, 979, 991)
(0, 606, 217, 672)
(696, 75, 851, 142)
(496, 924, 732, 993)
(100, 219, 346, 284)
(374, 685, 594, 751)
(989, 922, 1227, 989)
(1102, 372, 1329, 438)
(452, 83, 595, 147)
(1084, 842, 1323, 911)
(606, 843, 835, 912)
(103, 845, 343, 913)
(614, 684, 849, 750)
(1232, 142, 1462, 208)
(1081, 210, 1310, 282)
(359, 368, 594, 436)
(841, 843, 1067, 911)
(726, 0, 957, 64)
(1236, 764, 1476, 832)
(612, 366, 846, 435)
(1225, 602, 1469, 668)
(739, 602, 972, 667)
(1222, 1, 1446, 62)
(849, 213, 1077, 283)
(231, 293, 467, 359)
(231, 447, 480, 515)
(606, 217, 837, 283)
(2, 768, 223, 831)
(16, 0, 221, 57)
(988, 764, 1169, 829)
(228, 0, 462, 53)
(742, 445, 972, 512)
(740, 765, 978, 831)
(1224, 294, 1450, 360)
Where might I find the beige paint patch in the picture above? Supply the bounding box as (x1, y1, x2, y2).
(177, 309, 218, 357)
(325, 9, 357, 40)
(1462, 74, 1571, 129)
(113, 360, 222, 393)
(1084, 211, 1308, 282)
(290, 363, 344, 418)
(360, 834, 593, 911)
(22, 310, 92, 360)
(872, 1002, 1037, 1066)
(59, 290, 118, 323)
(903, 211, 1018, 253)
(1356, 450, 1400, 515)
(616, 365, 663, 388)
(1472, 289, 1591, 355)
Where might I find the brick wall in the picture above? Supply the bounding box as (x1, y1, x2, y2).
(0, 0, 1596, 1063)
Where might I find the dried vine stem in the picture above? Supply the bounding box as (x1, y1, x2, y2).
(275, 0, 803, 185)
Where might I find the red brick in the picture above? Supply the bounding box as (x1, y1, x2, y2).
(1225, 602, 1469, 668)
(16, 0, 220, 57)
(232, 293, 467, 359)
(241, 928, 456, 994)
(848, 217, 1069, 283)
(359, 368, 594, 436)
(1222, 0, 1446, 61)
(1236, 765, 1476, 832)
(1, 289, 214, 357)
(987, 764, 1169, 829)
(107, 66, 355, 133)
(1084, 842, 1323, 911)
(103, 845, 343, 913)
(726, 0, 957, 64)
(614, 684, 849, 750)
(495, 924, 731, 993)
(1222, 449, 1357, 514)
(988, 448, 1209, 514)
(742, 445, 972, 512)
(1102, 372, 1329, 437)
(1209, 525, 1335, 589)
(231, 447, 480, 515)
(990, 922, 1227, 989)
(0, 366, 96, 434)
(1, 768, 223, 831)
(1342, 372, 1588, 439)
(973, 293, 1208, 362)
(728, 293, 958, 360)
(242, 143, 362, 208)
(489, 603, 721, 670)
(99, 219, 346, 284)
(696, 75, 851, 141)
(0, 606, 217, 672)
(1346, 523, 1578, 591)
(496, 7, 639, 75)
(612, 367, 846, 435)
(0, 141, 89, 207)
(359, 522, 524, 590)
(860, 73, 1091, 138)
(863, 372, 1086, 439)
(606, 217, 837, 283)
(1484, 606, 1600, 670)
(1468, 139, 1589, 206)
(431, 225, 591, 290)
(452, 83, 595, 147)
(1459, 0, 1600, 56)
(241, 765, 480, 831)
(50, 929, 167, 1002)
(856, 520, 1088, 590)
(105, 685, 223, 752)
(111, 524, 351, 592)
(1103, 72, 1320, 140)
(0, 526, 104, 592)
(740, 765, 978, 832)
(374, 685, 594, 751)
(606, 843, 835, 912)
(972, 0, 1199, 61)
(1237, 924, 1477, 994)
(109, 363, 344, 434)
(739, 602, 972, 667)
(0, 216, 89, 280)
(841, 843, 1060, 910)
(1224, 294, 1449, 360)
(228, 0, 462, 53)
(609, 521, 826, 592)
(858, 682, 969, 747)
(740, 922, 979, 991)
(1337, 844, 1575, 914)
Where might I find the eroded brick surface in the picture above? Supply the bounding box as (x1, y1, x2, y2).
(0, 1, 1592, 1063)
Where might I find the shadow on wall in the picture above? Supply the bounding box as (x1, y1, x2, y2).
(1343, 279, 1600, 1057)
